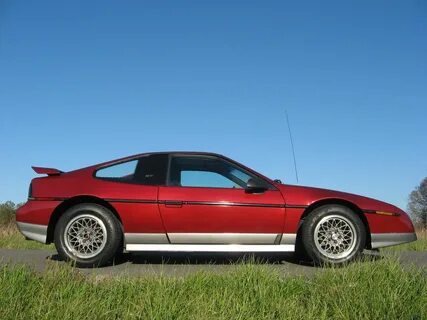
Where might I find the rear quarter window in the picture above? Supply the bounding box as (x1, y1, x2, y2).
(95, 160, 138, 182)
(94, 154, 168, 185)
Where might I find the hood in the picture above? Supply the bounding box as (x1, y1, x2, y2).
(277, 184, 403, 214)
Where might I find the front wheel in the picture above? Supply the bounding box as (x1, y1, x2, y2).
(54, 203, 123, 267)
(301, 205, 366, 265)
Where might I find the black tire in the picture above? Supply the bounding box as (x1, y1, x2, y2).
(301, 205, 366, 265)
(54, 203, 123, 268)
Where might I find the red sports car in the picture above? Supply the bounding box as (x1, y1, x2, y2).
(16, 152, 416, 267)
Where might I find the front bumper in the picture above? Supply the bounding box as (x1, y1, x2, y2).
(371, 232, 417, 249)
(16, 221, 48, 244)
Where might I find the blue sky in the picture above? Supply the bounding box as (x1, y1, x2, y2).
(0, 1, 426, 210)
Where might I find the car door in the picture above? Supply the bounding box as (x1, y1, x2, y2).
(158, 154, 286, 244)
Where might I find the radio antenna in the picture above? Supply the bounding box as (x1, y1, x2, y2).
(285, 110, 299, 184)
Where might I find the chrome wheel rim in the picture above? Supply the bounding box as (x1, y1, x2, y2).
(314, 215, 357, 260)
(64, 214, 107, 259)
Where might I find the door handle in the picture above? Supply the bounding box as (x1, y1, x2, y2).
(163, 200, 183, 208)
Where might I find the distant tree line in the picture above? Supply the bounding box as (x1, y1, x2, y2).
(0, 201, 22, 226)
(408, 177, 427, 229)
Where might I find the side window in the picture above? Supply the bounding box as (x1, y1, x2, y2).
(229, 168, 253, 185)
(168, 155, 270, 189)
(95, 160, 138, 182)
(181, 171, 240, 188)
(95, 154, 168, 185)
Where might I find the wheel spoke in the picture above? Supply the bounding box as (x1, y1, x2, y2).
(314, 215, 357, 259)
(64, 214, 107, 259)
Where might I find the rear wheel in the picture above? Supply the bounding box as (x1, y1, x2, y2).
(301, 205, 366, 265)
(54, 203, 123, 267)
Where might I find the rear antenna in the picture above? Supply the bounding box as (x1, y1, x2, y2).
(285, 110, 299, 184)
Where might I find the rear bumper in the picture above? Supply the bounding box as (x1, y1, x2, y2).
(16, 221, 48, 244)
(15, 199, 60, 244)
(371, 232, 417, 249)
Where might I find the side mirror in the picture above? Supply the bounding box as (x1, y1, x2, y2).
(245, 178, 268, 193)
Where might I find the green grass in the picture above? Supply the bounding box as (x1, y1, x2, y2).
(383, 229, 427, 252)
(0, 200, 426, 318)
(0, 224, 54, 250)
(0, 201, 54, 249)
(0, 257, 426, 320)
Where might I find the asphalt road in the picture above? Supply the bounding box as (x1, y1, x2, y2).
(0, 249, 426, 278)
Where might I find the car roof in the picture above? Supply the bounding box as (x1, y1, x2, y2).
(134, 151, 222, 156)
(93, 151, 226, 168)
(119, 151, 225, 160)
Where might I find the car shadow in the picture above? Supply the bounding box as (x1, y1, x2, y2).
(48, 252, 313, 267)
(48, 250, 383, 268)
(124, 252, 313, 266)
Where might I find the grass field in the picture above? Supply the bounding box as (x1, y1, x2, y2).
(383, 228, 427, 252)
(0, 224, 54, 250)
(0, 257, 426, 320)
(0, 202, 54, 249)
(0, 202, 426, 319)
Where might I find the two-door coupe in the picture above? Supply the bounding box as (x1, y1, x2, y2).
(16, 152, 416, 267)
